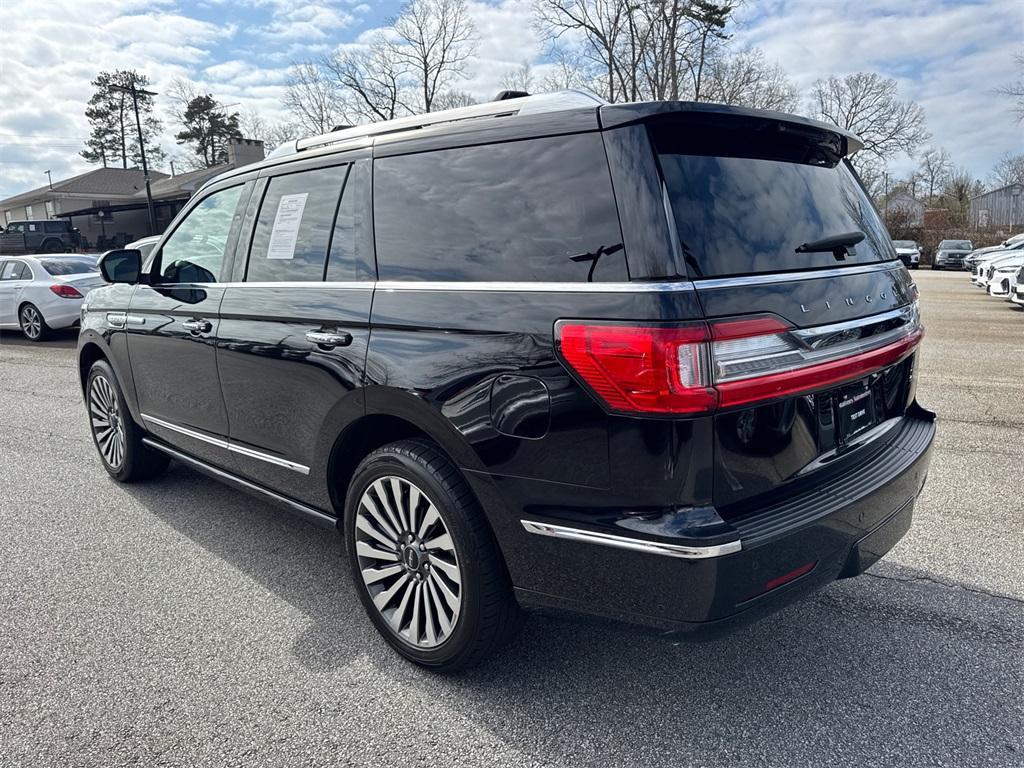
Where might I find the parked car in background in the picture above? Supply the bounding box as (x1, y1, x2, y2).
(0, 254, 102, 340)
(971, 241, 1024, 285)
(893, 240, 921, 269)
(0, 220, 81, 255)
(964, 233, 1024, 270)
(1011, 265, 1024, 308)
(78, 92, 934, 670)
(932, 240, 973, 270)
(124, 235, 160, 262)
(983, 254, 1024, 297)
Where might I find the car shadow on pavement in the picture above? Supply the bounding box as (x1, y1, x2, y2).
(0, 328, 78, 349)
(124, 461, 1023, 766)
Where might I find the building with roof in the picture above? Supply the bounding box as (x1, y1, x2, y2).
(0, 138, 265, 250)
(970, 183, 1023, 230)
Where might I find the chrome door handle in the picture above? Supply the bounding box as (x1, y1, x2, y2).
(306, 330, 353, 349)
(183, 318, 212, 334)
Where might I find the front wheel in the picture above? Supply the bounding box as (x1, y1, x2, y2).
(344, 439, 520, 671)
(930, 263, 939, 271)
(86, 360, 169, 482)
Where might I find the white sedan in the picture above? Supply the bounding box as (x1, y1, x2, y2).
(0, 254, 105, 341)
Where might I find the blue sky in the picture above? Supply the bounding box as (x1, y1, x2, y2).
(0, 0, 1021, 200)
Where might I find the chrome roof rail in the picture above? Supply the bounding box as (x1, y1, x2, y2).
(287, 90, 605, 156)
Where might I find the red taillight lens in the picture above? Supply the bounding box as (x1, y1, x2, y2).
(555, 322, 718, 414)
(555, 305, 923, 416)
(49, 284, 83, 298)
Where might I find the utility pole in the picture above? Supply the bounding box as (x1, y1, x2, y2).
(883, 171, 889, 219)
(111, 80, 158, 236)
(44, 170, 52, 189)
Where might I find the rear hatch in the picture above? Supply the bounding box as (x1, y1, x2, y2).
(648, 111, 922, 516)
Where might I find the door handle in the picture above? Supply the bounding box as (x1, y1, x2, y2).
(306, 330, 353, 349)
(183, 318, 212, 335)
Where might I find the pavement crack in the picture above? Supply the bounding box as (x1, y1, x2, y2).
(865, 571, 1024, 607)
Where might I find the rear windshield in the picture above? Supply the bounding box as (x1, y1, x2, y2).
(654, 120, 894, 278)
(39, 257, 97, 275)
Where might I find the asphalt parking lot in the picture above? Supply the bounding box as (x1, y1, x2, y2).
(1, 269, 1021, 768)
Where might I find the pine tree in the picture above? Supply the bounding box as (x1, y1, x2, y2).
(81, 70, 165, 168)
(174, 94, 243, 168)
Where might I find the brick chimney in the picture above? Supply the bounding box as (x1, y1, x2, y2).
(227, 137, 265, 168)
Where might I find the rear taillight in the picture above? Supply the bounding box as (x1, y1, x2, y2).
(49, 284, 83, 298)
(555, 306, 923, 416)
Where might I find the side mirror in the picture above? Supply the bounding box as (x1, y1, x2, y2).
(98, 248, 142, 284)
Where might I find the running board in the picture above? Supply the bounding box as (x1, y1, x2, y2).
(141, 437, 338, 530)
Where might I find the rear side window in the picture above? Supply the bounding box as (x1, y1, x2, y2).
(246, 165, 348, 282)
(40, 258, 97, 275)
(374, 134, 627, 282)
(653, 119, 894, 278)
(44, 222, 66, 233)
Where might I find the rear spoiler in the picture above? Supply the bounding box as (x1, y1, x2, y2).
(600, 101, 864, 157)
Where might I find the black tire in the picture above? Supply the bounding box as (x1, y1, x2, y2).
(930, 263, 939, 271)
(41, 238, 63, 253)
(19, 303, 50, 341)
(85, 360, 170, 482)
(910, 264, 919, 270)
(344, 438, 520, 671)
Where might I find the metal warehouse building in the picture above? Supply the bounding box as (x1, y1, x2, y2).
(970, 182, 1023, 229)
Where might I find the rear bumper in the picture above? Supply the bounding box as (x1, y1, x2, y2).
(482, 408, 935, 635)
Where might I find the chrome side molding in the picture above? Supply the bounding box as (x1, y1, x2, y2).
(520, 519, 742, 560)
(141, 413, 310, 475)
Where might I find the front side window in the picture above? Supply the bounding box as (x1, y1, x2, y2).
(7, 223, 23, 233)
(246, 165, 348, 283)
(374, 134, 627, 282)
(158, 185, 244, 284)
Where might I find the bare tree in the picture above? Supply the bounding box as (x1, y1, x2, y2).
(324, 37, 413, 123)
(918, 146, 952, 201)
(941, 166, 982, 226)
(284, 62, 345, 135)
(432, 90, 479, 109)
(811, 72, 930, 172)
(989, 151, 1024, 188)
(501, 61, 536, 93)
(388, 0, 478, 112)
(534, 0, 739, 103)
(239, 109, 300, 151)
(995, 51, 1024, 123)
(704, 48, 800, 112)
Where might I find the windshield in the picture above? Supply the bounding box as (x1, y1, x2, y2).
(893, 241, 917, 248)
(39, 257, 98, 276)
(940, 241, 972, 250)
(654, 122, 892, 278)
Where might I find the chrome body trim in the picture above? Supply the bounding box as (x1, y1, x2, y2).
(693, 261, 903, 289)
(141, 438, 336, 528)
(520, 520, 742, 560)
(141, 413, 311, 475)
(374, 280, 696, 293)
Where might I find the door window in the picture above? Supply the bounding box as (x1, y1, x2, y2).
(157, 185, 244, 284)
(1, 261, 29, 280)
(246, 165, 349, 283)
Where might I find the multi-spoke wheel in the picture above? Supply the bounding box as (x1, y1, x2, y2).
(19, 304, 48, 342)
(85, 360, 169, 482)
(89, 374, 126, 470)
(345, 439, 520, 670)
(355, 476, 462, 648)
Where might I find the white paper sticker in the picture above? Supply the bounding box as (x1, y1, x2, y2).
(266, 193, 308, 259)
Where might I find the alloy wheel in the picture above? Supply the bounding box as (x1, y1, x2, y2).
(89, 375, 126, 469)
(20, 306, 41, 340)
(354, 476, 462, 648)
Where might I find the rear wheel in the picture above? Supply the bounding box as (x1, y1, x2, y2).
(41, 238, 63, 253)
(344, 439, 520, 670)
(86, 360, 169, 482)
(19, 303, 49, 342)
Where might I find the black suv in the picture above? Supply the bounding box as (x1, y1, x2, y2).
(0, 219, 80, 254)
(79, 92, 935, 670)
